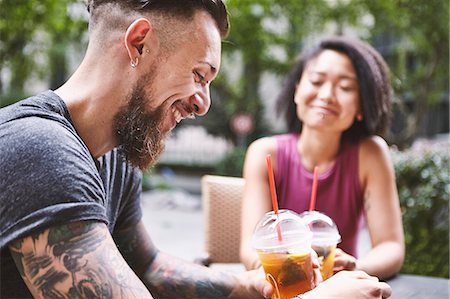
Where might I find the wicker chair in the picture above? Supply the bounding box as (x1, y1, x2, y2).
(197, 175, 245, 266)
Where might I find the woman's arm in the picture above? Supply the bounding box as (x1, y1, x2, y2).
(355, 136, 405, 278)
(239, 137, 277, 270)
(303, 270, 392, 299)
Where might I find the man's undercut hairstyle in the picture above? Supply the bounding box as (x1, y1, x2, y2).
(276, 36, 393, 140)
(86, 0, 230, 39)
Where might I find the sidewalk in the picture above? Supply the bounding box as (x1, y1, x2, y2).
(141, 188, 204, 262)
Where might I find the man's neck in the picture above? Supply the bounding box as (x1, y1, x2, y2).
(54, 59, 128, 158)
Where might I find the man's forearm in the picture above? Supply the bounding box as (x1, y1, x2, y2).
(114, 221, 261, 298)
(142, 251, 240, 299)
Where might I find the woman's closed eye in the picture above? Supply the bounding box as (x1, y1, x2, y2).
(339, 83, 357, 92)
(309, 80, 323, 87)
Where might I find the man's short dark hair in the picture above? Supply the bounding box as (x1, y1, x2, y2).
(86, 0, 229, 39)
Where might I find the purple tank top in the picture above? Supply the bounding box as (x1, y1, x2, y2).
(275, 133, 364, 257)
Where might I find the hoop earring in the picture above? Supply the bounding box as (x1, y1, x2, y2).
(130, 57, 139, 68)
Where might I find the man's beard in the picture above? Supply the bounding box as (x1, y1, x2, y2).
(114, 73, 168, 171)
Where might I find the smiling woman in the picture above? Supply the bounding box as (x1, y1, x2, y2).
(240, 36, 405, 281)
(294, 49, 361, 133)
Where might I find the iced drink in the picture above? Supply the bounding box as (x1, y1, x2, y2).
(299, 211, 341, 280)
(257, 250, 314, 298)
(312, 241, 337, 279)
(253, 209, 314, 299)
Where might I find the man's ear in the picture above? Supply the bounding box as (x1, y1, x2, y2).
(124, 18, 152, 63)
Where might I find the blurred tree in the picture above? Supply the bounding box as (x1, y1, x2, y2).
(0, 0, 87, 107)
(202, 0, 330, 145)
(361, 0, 449, 146)
(203, 0, 448, 148)
(1, 0, 447, 147)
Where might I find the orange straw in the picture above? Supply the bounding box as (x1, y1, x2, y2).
(309, 166, 319, 211)
(266, 154, 282, 241)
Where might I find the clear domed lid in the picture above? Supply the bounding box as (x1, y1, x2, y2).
(252, 209, 312, 252)
(299, 211, 341, 246)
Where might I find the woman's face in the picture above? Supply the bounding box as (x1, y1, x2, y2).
(294, 49, 361, 133)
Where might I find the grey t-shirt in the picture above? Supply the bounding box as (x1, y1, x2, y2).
(0, 90, 143, 298)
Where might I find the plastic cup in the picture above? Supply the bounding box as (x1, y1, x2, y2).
(252, 209, 314, 299)
(299, 211, 341, 280)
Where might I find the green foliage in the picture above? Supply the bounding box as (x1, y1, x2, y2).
(392, 143, 449, 278)
(2, 1, 447, 146)
(206, 0, 329, 145)
(213, 147, 247, 177)
(205, 0, 449, 148)
(360, 0, 449, 146)
(141, 167, 177, 192)
(0, 89, 30, 108)
(142, 175, 174, 192)
(0, 0, 87, 96)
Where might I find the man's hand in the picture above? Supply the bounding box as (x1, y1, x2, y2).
(238, 249, 323, 299)
(304, 270, 392, 298)
(232, 267, 273, 298)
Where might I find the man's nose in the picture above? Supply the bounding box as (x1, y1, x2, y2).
(189, 91, 211, 116)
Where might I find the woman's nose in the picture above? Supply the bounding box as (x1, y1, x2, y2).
(318, 82, 335, 103)
(190, 92, 211, 116)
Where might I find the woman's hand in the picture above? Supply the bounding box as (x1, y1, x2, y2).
(311, 248, 324, 286)
(303, 270, 392, 299)
(333, 248, 358, 272)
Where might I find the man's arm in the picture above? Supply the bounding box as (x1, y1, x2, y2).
(114, 220, 271, 299)
(9, 220, 153, 299)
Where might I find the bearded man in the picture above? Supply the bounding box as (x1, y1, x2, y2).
(0, 1, 391, 298)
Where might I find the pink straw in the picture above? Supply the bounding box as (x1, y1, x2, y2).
(309, 166, 319, 211)
(266, 154, 282, 241)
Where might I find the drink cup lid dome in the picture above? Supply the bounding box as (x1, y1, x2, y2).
(299, 211, 341, 245)
(252, 209, 312, 251)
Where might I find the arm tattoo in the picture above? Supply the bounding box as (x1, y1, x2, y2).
(114, 222, 239, 298)
(363, 189, 372, 212)
(9, 221, 152, 298)
(115, 222, 254, 298)
(143, 253, 238, 299)
(113, 222, 158, 277)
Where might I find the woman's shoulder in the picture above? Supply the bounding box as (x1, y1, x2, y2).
(359, 135, 390, 156)
(249, 133, 297, 153)
(247, 135, 277, 156)
(356, 136, 394, 191)
(358, 135, 393, 173)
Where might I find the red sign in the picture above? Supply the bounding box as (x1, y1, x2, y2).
(231, 113, 254, 135)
